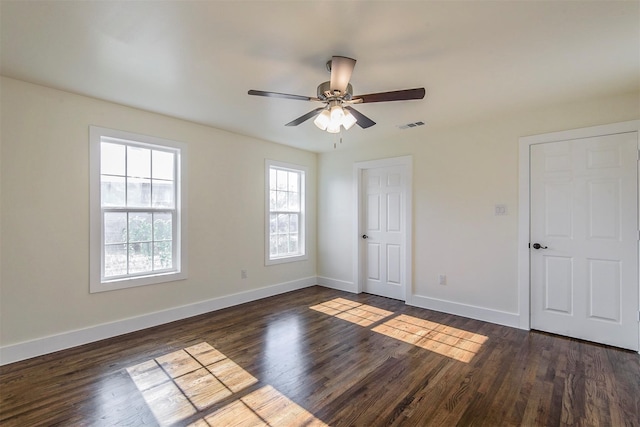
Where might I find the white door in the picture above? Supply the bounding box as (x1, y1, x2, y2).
(530, 132, 639, 350)
(362, 165, 406, 300)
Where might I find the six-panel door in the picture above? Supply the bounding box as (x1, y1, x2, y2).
(530, 132, 639, 350)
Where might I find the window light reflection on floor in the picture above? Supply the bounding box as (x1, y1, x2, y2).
(126, 342, 327, 426)
(310, 298, 488, 363)
(309, 297, 394, 327)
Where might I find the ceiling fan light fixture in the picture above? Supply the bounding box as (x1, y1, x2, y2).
(342, 110, 357, 130)
(313, 109, 331, 130)
(331, 105, 344, 123)
(326, 121, 341, 134)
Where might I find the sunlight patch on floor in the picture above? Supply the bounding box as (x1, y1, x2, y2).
(309, 297, 394, 326)
(127, 342, 327, 426)
(372, 314, 488, 363)
(192, 385, 328, 427)
(310, 298, 488, 363)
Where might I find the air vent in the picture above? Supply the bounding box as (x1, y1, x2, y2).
(397, 121, 426, 130)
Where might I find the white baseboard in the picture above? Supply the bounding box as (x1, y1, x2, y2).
(409, 294, 522, 329)
(316, 276, 357, 293)
(0, 276, 317, 366)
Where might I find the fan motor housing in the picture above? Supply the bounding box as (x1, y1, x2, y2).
(317, 81, 353, 101)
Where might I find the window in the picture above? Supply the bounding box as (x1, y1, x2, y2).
(90, 126, 187, 292)
(266, 160, 307, 264)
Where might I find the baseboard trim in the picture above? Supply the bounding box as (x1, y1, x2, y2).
(0, 276, 317, 366)
(409, 294, 521, 329)
(316, 276, 357, 293)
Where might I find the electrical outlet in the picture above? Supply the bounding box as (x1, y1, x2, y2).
(439, 274, 447, 285)
(241, 269, 248, 279)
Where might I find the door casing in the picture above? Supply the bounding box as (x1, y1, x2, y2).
(518, 120, 640, 351)
(354, 156, 413, 302)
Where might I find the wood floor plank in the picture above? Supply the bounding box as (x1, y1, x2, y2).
(1, 286, 638, 426)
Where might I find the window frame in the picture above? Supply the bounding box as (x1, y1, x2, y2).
(89, 126, 187, 293)
(265, 159, 307, 265)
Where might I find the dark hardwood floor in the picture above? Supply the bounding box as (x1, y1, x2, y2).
(1, 286, 638, 426)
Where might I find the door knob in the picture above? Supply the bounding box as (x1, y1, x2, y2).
(532, 243, 548, 249)
(362, 234, 369, 239)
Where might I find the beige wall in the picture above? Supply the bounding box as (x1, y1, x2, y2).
(1, 74, 638, 350)
(318, 91, 639, 314)
(0, 77, 317, 346)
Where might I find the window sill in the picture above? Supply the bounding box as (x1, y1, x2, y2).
(266, 254, 308, 266)
(90, 271, 187, 293)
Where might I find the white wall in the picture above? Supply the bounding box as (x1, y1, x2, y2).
(318, 91, 639, 323)
(0, 77, 317, 348)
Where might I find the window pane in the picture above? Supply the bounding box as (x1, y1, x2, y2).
(101, 143, 125, 176)
(101, 175, 125, 207)
(289, 214, 298, 233)
(152, 180, 174, 208)
(104, 212, 127, 244)
(269, 191, 277, 211)
(152, 150, 174, 180)
(127, 178, 151, 207)
(269, 168, 277, 191)
(129, 213, 152, 242)
(276, 170, 288, 190)
(154, 241, 173, 270)
(153, 213, 173, 241)
(289, 234, 299, 254)
(269, 214, 277, 234)
(129, 242, 152, 273)
(277, 235, 288, 255)
(127, 146, 151, 178)
(270, 236, 277, 256)
(277, 214, 289, 233)
(288, 172, 298, 192)
(104, 244, 127, 277)
(288, 192, 299, 211)
(276, 191, 287, 210)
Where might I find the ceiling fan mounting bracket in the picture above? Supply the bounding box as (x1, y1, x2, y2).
(316, 81, 353, 102)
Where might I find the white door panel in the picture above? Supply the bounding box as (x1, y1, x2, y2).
(530, 132, 639, 350)
(363, 165, 406, 300)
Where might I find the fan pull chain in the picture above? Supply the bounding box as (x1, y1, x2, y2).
(334, 130, 344, 149)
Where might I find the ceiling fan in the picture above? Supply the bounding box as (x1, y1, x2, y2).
(248, 56, 426, 133)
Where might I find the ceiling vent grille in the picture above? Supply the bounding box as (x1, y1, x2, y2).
(397, 121, 426, 130)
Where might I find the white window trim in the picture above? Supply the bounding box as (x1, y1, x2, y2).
(265, 159, 308, 265)
(89, 126, 188, 293)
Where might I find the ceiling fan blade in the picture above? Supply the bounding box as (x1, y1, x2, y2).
(285, 107, 326, 126)
(344, 106, 376, 129)
(329, 56, 356, 94)
(353, 87, 426, 104)
(248, 90, 318, 102)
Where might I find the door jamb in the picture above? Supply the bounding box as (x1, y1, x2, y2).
(517, 120, 640, 332)
(353, 156, 413, 302)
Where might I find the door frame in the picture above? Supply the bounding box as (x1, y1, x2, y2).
(517, 120, 640, 341)
(353, 156, 413, 302)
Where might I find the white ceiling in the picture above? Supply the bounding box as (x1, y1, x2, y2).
(1, 1, 638, 152)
